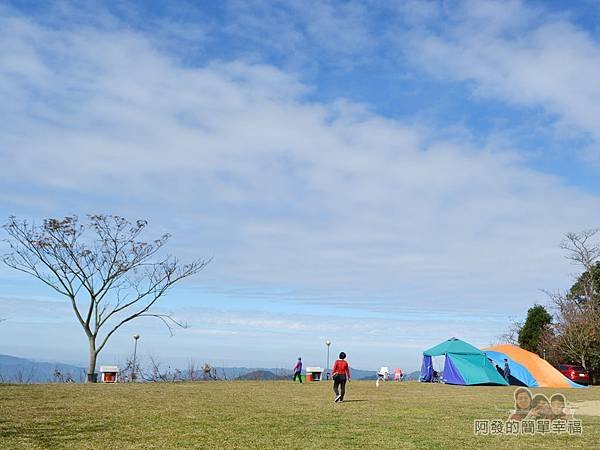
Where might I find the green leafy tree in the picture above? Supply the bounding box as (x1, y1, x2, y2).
(518, 304, 552, 354)
(568, 261, 600, 305)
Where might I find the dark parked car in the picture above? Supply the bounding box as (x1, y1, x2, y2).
(557, 364, 590, 385)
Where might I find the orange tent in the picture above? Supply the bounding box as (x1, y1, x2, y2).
(484, 344, 583, 388)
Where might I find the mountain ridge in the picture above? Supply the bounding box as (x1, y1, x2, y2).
(0, 354, 380, 382)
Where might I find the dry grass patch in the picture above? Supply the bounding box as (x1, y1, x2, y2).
(1, 381, 599, 449)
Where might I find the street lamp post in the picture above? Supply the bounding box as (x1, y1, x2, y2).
(325, 340, 331, 380)
(132, 334, 140, 381)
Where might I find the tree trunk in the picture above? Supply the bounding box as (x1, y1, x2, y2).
(87, 338, 98, 383)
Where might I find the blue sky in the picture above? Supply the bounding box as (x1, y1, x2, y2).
(3, 0, 600, 372)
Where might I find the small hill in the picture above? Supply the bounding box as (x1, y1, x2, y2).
(351, 368, 378, 380)
(404, 370, 421, 381)
(213, 367, 292, 380)
(236, 370, 289, 381)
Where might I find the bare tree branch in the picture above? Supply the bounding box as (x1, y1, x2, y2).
(560, 229, 600, 307)
(2, 214, 209, 382)
(540, 229, 600, 382)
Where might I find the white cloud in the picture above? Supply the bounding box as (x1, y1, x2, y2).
(2, 3, 600, 368)
(403, 0, 600, 148)
(0, 294, 508, 369)
(2, 7, 599, 301)
(226, 0, 374, 70)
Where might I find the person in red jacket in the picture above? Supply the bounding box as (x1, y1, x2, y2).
(332, 351, 350, 402)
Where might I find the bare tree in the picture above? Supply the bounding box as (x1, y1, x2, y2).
(14, 364, 36, 384)
(560, 229, 600, 307)
(202, 362, 218, 381)
(496, 317, 522, 345)
(543, 289, 600, 371)
(118, 359, 132, 383)
(52, 366, 76, 383)
(187, 359, 200, 381)
(2, 215, 209, 382)
(118, 355, 142, 383)
(537, 229, 600, 382)
(142, 356, 183, 382)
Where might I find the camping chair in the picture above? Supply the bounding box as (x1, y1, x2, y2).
(379, 366, 390, 380)
(376, 366, 390, 387)
(432, 370, 443, 383)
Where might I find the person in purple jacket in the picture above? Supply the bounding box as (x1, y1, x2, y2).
(292, 357, 303, 383)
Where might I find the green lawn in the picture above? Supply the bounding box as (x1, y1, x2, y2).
(1, 381, 598, 449)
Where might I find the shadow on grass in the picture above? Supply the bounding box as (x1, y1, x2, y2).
(340, 399, 367, 403)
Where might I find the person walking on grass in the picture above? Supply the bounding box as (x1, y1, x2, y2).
(332, 352, 350, 402)
(292, 357, 303, 383)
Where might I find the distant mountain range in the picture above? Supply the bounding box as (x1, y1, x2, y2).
(0, 354, 86, 383)
(235, 368, 421, 381)
(214, 366, 380, 380)
(0, 354, 386, 383)
(236, 370, 290, 380)
(404, 370, 421, 381)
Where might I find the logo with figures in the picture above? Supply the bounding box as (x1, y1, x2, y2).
(474, 388, 583, 436)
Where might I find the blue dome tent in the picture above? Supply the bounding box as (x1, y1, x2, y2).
(420, 338, 508, 386)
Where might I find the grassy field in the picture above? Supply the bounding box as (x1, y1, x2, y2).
(1, 381, 599, 449)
